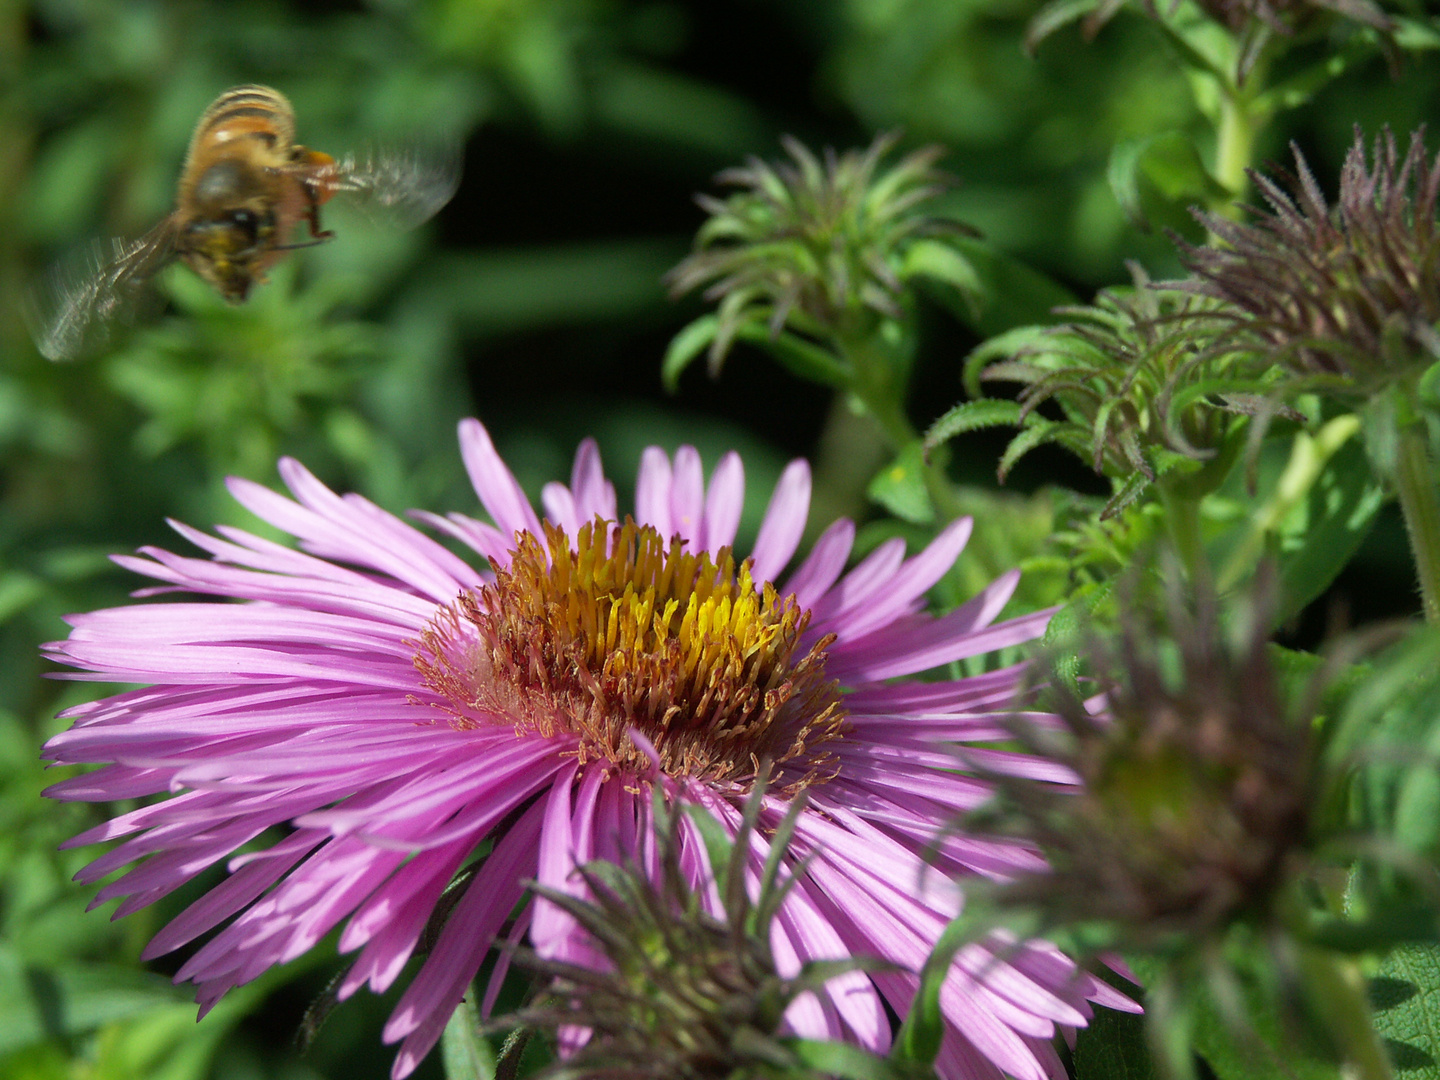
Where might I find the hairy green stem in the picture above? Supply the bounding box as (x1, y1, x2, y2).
(1393, 421, 1440, 624)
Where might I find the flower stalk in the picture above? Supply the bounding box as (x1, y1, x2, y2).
(1392, 416, 1440, 623)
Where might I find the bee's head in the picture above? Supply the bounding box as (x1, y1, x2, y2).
(179, 205, 274, 303)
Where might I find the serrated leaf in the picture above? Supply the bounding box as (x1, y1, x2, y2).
(924, 400, 1024, 452)
(1371, 944, 1440, 1076)
(997, 418, 1063, 481)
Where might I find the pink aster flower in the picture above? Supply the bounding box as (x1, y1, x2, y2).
(44, 419, 1137, 1079)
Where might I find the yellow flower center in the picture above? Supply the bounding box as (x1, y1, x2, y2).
(414, 518, 847, 792)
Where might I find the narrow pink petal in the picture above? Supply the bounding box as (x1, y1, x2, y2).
(669, 445, 706, 551)
(835, 516, 972, 641)
(700, 451, 744, 553)
(385, 809, 543, 1075)
(457, 419, 542, 542)
(806, 536, 906, 627)
(634, 447, 673, 539)
(143, 832, 322, 958)
(827, 574, 1043, 682)
(568, 438, 616, 523)
(783, 518, 854, 611)
(409, 510, 513, 569)
(750, 459, 811, 584)
(529, 761, 581, 957)
(540, 482, 579, 538)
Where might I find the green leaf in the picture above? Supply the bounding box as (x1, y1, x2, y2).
(1252, 39, 1376, 113)
(730, 323, 851, 388)
(1392, 15, 1440, 52)
(680, 801, 737, 883)
(962, 324, 1060, 397)
(1073, 994, 1156, 1080)
(1185, 952, 1347, 1080)
(1107, 132, 1228, 233)
(661, 314, 720, 391)
(0, 571, 45, 622)
(944, 239, 1076, 339)
(1213, 414, 1366, 606)
(901, 239, 983, 320)
(997, 418, 1064, 481)
(787, 1037, 924, 1080)
(1371, 943, 1440, 1076)
(867, 441, 935, 524)
(442, 995, 496, 1080)
(892, 916, 975, 1065)
(1023, 0, 1104, 51)
(0, 948, 190, 1055)
(1273, 433, 1385, 624)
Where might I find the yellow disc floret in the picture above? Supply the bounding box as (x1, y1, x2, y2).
(415, 518, 847, 792)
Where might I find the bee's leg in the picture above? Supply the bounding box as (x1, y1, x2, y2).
(303, 192, 335, 241)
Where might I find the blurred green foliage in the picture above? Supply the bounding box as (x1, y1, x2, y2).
(3, 0, 1438, 1077)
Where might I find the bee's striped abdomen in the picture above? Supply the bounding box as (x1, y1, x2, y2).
(187, 85, 295, 157)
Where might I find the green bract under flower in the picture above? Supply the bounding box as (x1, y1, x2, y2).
(972, 571, 1314, 951)
(485, 788, 892, 1080)
(1180, 127, 1440, 399)
(931, 266, 1280, 518)
(665, 133, 976, 377)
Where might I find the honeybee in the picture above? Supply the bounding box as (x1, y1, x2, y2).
(32, 84, 459, 361)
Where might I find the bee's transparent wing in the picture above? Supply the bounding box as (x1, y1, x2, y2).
(316, 144, 461, 229)
(29, 222, 179, 361)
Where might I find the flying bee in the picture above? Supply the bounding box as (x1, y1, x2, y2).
(32, 84, 459, 361)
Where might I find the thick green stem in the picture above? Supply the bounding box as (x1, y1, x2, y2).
(839, 331, 916, 452)
(1212, 91, 1258, 213)
(838, 325, 969, 524)
(1393, 421, 1440, 624)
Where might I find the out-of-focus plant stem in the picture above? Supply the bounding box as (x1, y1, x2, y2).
(1158, 481, 1206, 583)
(1296, 945, 1395, 1080)
(835, 325, 963, 522)
(1212, 88, 1261, 215)
(838, 328, 915, 451)
(1392, 418, 1440, 623)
